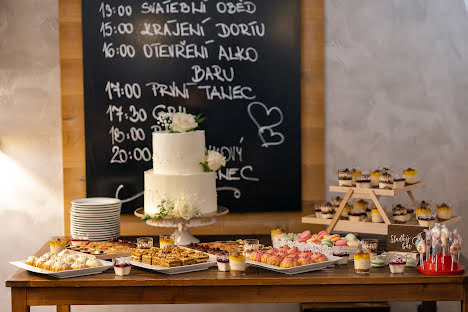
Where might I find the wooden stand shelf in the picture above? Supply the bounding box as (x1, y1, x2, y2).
(302, 182, 462, 235)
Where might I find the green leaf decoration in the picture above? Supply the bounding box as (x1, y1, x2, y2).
(200, 162, 212, 172)
(142, 215, 151, 221)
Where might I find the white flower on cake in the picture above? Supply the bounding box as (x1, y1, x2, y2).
(207, 150, 226, 171)
(173, 197, 196, 220)
(171, 112, 198, 133)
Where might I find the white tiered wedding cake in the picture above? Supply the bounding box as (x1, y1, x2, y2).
(144, 112, 225, 220)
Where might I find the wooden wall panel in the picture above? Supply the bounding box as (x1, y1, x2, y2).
(59, 0, 324, 236)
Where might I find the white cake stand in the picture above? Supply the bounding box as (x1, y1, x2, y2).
(134, 206, 229, 246)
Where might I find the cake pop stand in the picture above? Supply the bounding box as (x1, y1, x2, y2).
(134, 206, 229, 246)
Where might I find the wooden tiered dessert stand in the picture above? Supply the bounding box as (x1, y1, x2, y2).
(302, 182, 461, 235)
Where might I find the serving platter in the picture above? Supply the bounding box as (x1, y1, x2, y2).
(131, 260, 216, 274)
(10, 260, 113, 278)
(246, 255, 341, 275)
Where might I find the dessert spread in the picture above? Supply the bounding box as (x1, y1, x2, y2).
(185, 241, 243, 256)
(131, 246, 209, 267)
(26, 249, 102, 271)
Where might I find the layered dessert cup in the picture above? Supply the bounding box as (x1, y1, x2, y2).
(379, 173, 394, 189)
(333, 252, 350, 265)
(113, 257, 132, 276)
(403, 168, 418, 184)
(356, 176, 371, 189)
(418, 214, 436, 227)
(354, 250, 371, 274)
(341, 204, 352, 219)
(392, 204, 407, 224)
(389, 256, 406, 273)
(320, 202, 335, 219)
(371, 208, 384, 223)
(370, 170, 381, 188)
(229, 252, 246, 276)
(393, 176, 406, 189)
(216, 253, 230, 272)
(351, 169, 362, 186)
(338, 169, 353, 187)
(436, 203, 452, 220)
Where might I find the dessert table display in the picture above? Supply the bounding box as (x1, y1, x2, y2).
(6, 240, 468, 312)
(302, 168, 462, 235)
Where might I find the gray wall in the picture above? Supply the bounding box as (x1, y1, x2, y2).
(1, 0, 468, 312)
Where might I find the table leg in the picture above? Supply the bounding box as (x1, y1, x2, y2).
(462, 284, 468, 312)
(422, 301, 437, 312)
(11, 288, 29, 312)
(57, 305, 71, 312)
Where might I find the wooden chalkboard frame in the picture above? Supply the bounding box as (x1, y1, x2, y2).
(59, 0, 324, 236)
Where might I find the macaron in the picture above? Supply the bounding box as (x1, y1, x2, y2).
(347, 240, 360, 248)
(296, 237, 308, 243)
(318, 231, 329, 240)
(299, 230, 311, 239)
(321, 239, 334, 247)
(371, 258, 385, 268)
(335, 239, 348, 247)
(329, 234, 341, 242)
(345, 233, 358, 241)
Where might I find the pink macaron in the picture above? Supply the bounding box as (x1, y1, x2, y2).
(335, 239, 348, 247)
(299, 230, 311, 239)
(317, 231, 329, 240)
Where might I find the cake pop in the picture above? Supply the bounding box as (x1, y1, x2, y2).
(450, 236, 461, 271)
(416, 233, 426, 268)
(440, 224, 449, 263)
(431, 224, 441, 270)
(424, 229, 431, 263)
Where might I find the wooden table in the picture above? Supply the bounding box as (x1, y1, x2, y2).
(6, 244, 468, 312)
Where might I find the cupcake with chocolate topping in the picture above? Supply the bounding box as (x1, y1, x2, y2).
(403, 168, 418, 185)
(320, 202, 335, 219)
(392, 204, 408, 224)
(379, 173, 394, 189)
(338, 169, 353, 187)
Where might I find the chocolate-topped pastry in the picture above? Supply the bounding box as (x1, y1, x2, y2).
(331, 196, 342, 207)
(392, 204, 408, 224)
(320, 202, 335, 219)
(356, 175, 371, 189)
(393, 175, 406, 189)
(379, 173, 394, 189)
(338, 169, 353, 187)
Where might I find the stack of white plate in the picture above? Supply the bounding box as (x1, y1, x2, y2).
(70, 197, 121, 241)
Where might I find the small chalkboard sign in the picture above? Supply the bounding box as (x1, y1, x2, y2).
(387, 225, 426, 253)
(81, 0, 302, 214)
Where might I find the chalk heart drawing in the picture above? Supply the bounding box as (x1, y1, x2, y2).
(247, 101, 285, 148)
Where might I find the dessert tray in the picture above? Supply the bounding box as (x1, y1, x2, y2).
(247, 255, 342, 275)
(10, 260, 113, 279)
(131, 260, 216, 274)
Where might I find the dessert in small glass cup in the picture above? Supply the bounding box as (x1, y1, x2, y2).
(229, 251, 246, 276)
(392, 175, 406, 189)
(338, 168, 353, 187)
(137, 237, 153, 249)
(159, 234, 175, 248)
(354, 249, 371, 274)
(270, 226, 285, 243)
(243, 239, 260, 259)
(333, 251, 350, 265)
(356, 175, 371, 189)
(403, 168, 418, 185)
(361, 239, 378, 256)
(113, 257, 132, 276)
(389, 254, 406, 273)
(216, 252, 230, 272)
(436, 202, 452, 220)
(49, 237, 68, 254)
(320, 202, 335, 219)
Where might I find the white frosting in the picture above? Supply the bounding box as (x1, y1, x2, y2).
(153, 131, 205, 174)
(144, 170, 217, 216)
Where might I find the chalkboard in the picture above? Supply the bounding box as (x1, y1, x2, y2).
(82, 0, 301, 214)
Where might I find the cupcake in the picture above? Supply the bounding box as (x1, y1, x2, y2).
(320, 202, 335, 219)
(280, 257, 300, 268)
(370, 169, 381, 187)
(25, 256, 37, 267)
(333, 252, 350, 265)
(341, 204, 353, 219)
(354, 200, 368, 213)
(371, 208, 384, 223)
(416, 201, 432, 218)
(403, 168, 418, 184)
(331, 196, 342, 208)
(338, 169, 353, 187)
(389, 256, 406, 273)
(393, 176, 406, 189)
(379, 173, 393, 189)
(436, 202, 452, 220)
(356, 175, 371, 189)
(392, 204, 407, 224)
(418, 214, 436, 227)
(351, 168, 362, 186)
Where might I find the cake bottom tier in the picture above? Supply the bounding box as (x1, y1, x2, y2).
(144, 170, 217, 218)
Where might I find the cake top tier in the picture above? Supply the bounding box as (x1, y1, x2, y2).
(153, 130, 206, 174)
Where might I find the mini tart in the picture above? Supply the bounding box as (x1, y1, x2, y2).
(403, 168, 418, 184)
(338, 169, 353, 186)
(351, 169, 362, 186)
(436, 203, 452, 220)
(370, 170, 381, 187)
(379, 173, 394, 189)
(393, 176, 406, 189)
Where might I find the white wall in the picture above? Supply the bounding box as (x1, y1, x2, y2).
(1, 0, 468, 312)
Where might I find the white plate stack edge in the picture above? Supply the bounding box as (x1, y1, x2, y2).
(70, 197, 121, 241)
